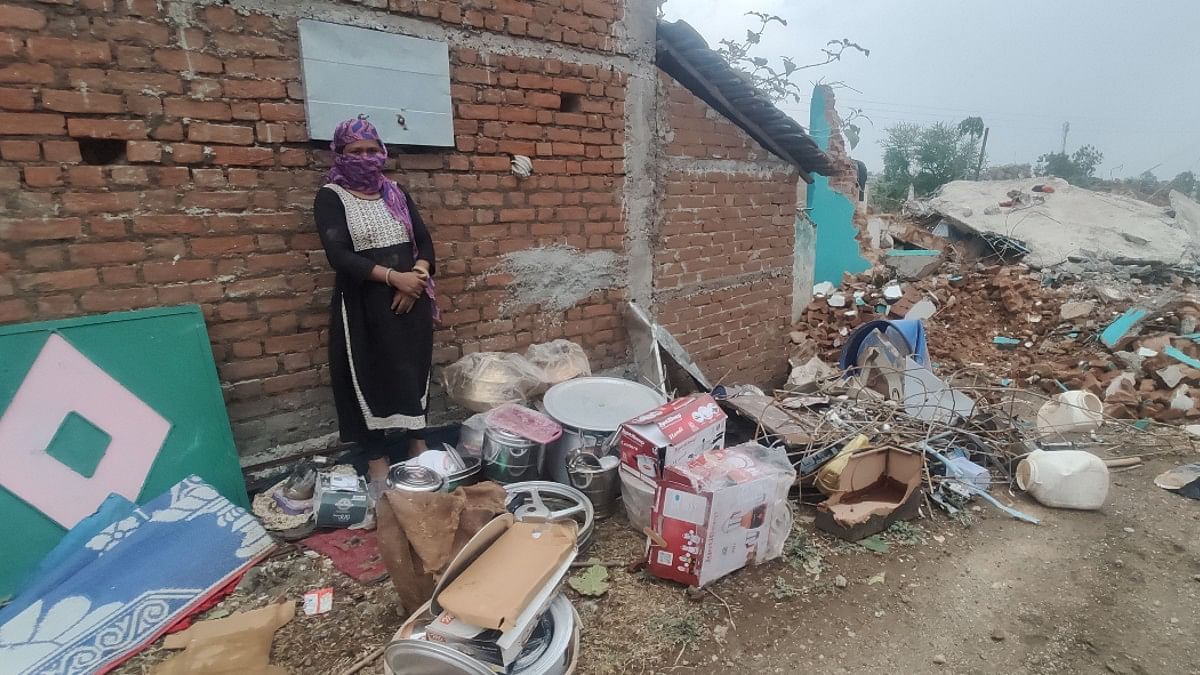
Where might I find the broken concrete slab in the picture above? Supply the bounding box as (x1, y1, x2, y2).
(1060, 301, 1096, 322)
(1157, 364, 1186, 389)
(905, 298, 937, 321)
(923, 178, 1194, 267)
(886, 249, 943, 280)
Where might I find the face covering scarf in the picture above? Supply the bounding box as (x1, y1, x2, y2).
(327, 116, 439, 322)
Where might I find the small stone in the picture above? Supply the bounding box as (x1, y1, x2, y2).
(933, 654, 947, 665)
(1122, 527, 1135, 534)
(1114, 560, 1123, 568)
(1192, 574, 1200, 582)
(991, 628, 1006, 642)
(834, 575, 848, 588)
(1170, 617, 1179, 625)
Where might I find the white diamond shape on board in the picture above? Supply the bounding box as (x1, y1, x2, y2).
(0, 334, 172, 528)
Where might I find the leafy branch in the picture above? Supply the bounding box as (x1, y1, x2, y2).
(715, 12, 870, 105)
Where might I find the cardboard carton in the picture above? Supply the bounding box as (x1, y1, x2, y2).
(645, 443, 795, 587)
(313, 472, 368, 528)
(618, 393, 726, 481)
(815, 445, 924, 540)
(428, 514, 576, 667)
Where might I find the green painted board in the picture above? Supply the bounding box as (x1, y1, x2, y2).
(0, 305, 247, 598)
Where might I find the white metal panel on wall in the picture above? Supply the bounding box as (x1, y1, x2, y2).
(298, 19, 454, 147)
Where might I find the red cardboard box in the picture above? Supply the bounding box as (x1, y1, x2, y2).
(618, 394, 725, 481)
(646, 443, 795, 587)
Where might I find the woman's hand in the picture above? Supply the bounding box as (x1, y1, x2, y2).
(387, 270, 425, 298)
(391, 288, 416, 314)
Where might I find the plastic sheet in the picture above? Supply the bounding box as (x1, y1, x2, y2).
(443, 352, 545, 413)
(525, 340, 591, 387)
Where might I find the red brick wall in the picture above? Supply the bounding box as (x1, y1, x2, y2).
(653, 74, 799, 387)
(0, 0, 629, 457)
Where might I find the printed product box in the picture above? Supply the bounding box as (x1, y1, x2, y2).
(618, 393, 725, 481)
(646, 443, 795, 587)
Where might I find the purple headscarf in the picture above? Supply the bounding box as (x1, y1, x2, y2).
(327, 116, 438, 322)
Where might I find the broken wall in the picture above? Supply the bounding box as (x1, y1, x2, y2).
(0, 0, 644, 462)
(807, 84, 870, 286)
(651, 73, 800, 387)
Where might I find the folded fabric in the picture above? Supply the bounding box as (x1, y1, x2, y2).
(0, 476, 273, 675)
(376, 482, 507, 614)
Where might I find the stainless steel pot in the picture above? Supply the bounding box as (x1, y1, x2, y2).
(542, 377, 667, 484)
(385, 464, 447, 493)
(566, 454, 621, 520)
(481, 427, 543, 484)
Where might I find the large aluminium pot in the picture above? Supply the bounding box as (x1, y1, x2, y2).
(541, 377, 666, 485)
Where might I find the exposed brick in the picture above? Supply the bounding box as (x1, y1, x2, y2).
(19, 268, 99, 292)
(67, 118, 147, 140)
(62, 191, 140, 213)
(42, 89, 124, 113)
(79, 287, 158, 312)
(142, 259, 214, 283)
(188, 122, 253, 145)
(213, 33, 283, 57)
(126, 140, 162, 163)
(0, 63, 54, 84)
(0, 217, 81, 241)
(23, 166, 60, 187)
(164, 98, 231, 120)
(0, 139, 39, 160)
(28, 37, 111, 65)
(0, 298, 29, 322)
(153, 49, 224, 73)
(191, 235, 256, 257)
(0, 112, 65, 135)
(0, 4, 46, 30)
(211, 146, 274, 166)
(259, 102, 304, 122)
(223, 79, 286, 99)
(0, 86, 34, 110)
(168, 143, 206, 163)
(69, 241, 146, 264)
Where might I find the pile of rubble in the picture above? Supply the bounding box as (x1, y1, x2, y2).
(796, 178, 1200, 425)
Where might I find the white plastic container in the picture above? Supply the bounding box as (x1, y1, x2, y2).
(1035, 391, 1103, 434)
(1016, 449, 1109, 510)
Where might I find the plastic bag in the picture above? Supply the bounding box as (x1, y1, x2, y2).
(442, 352, 544, 413)
(525, 339, 591, 387)
(457, 413, 488, 459)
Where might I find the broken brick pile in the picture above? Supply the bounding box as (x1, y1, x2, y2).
(793, 263, 1200, 423)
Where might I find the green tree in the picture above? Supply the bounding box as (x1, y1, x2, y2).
(1035, 145, 1104, 186)
(870, 119, 982, 211)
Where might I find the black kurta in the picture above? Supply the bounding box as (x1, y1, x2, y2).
(314, 184, 436, 446)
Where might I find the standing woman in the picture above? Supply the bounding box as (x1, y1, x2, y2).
(315, 116, 439, 485)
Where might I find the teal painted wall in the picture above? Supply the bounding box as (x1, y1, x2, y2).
(807, 85, 870, 286)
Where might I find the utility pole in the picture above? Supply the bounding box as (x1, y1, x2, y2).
(1060, 121, 1070, 154)
(974, 127, 990, 180)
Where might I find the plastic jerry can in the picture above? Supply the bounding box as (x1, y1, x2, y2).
(1016, 449, 1109, 510)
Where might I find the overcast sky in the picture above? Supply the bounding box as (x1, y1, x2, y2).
(661, 0, 1200, 180)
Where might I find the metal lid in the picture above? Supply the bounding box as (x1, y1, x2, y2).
(542, 377, 667, 432)
(386, 465, 447, 493)
(383, 639, 495, 675)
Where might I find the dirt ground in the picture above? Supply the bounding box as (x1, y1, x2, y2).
(117, 443, 1199, 675)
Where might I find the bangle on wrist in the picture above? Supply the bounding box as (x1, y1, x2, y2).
(384, 268, 395, 287)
